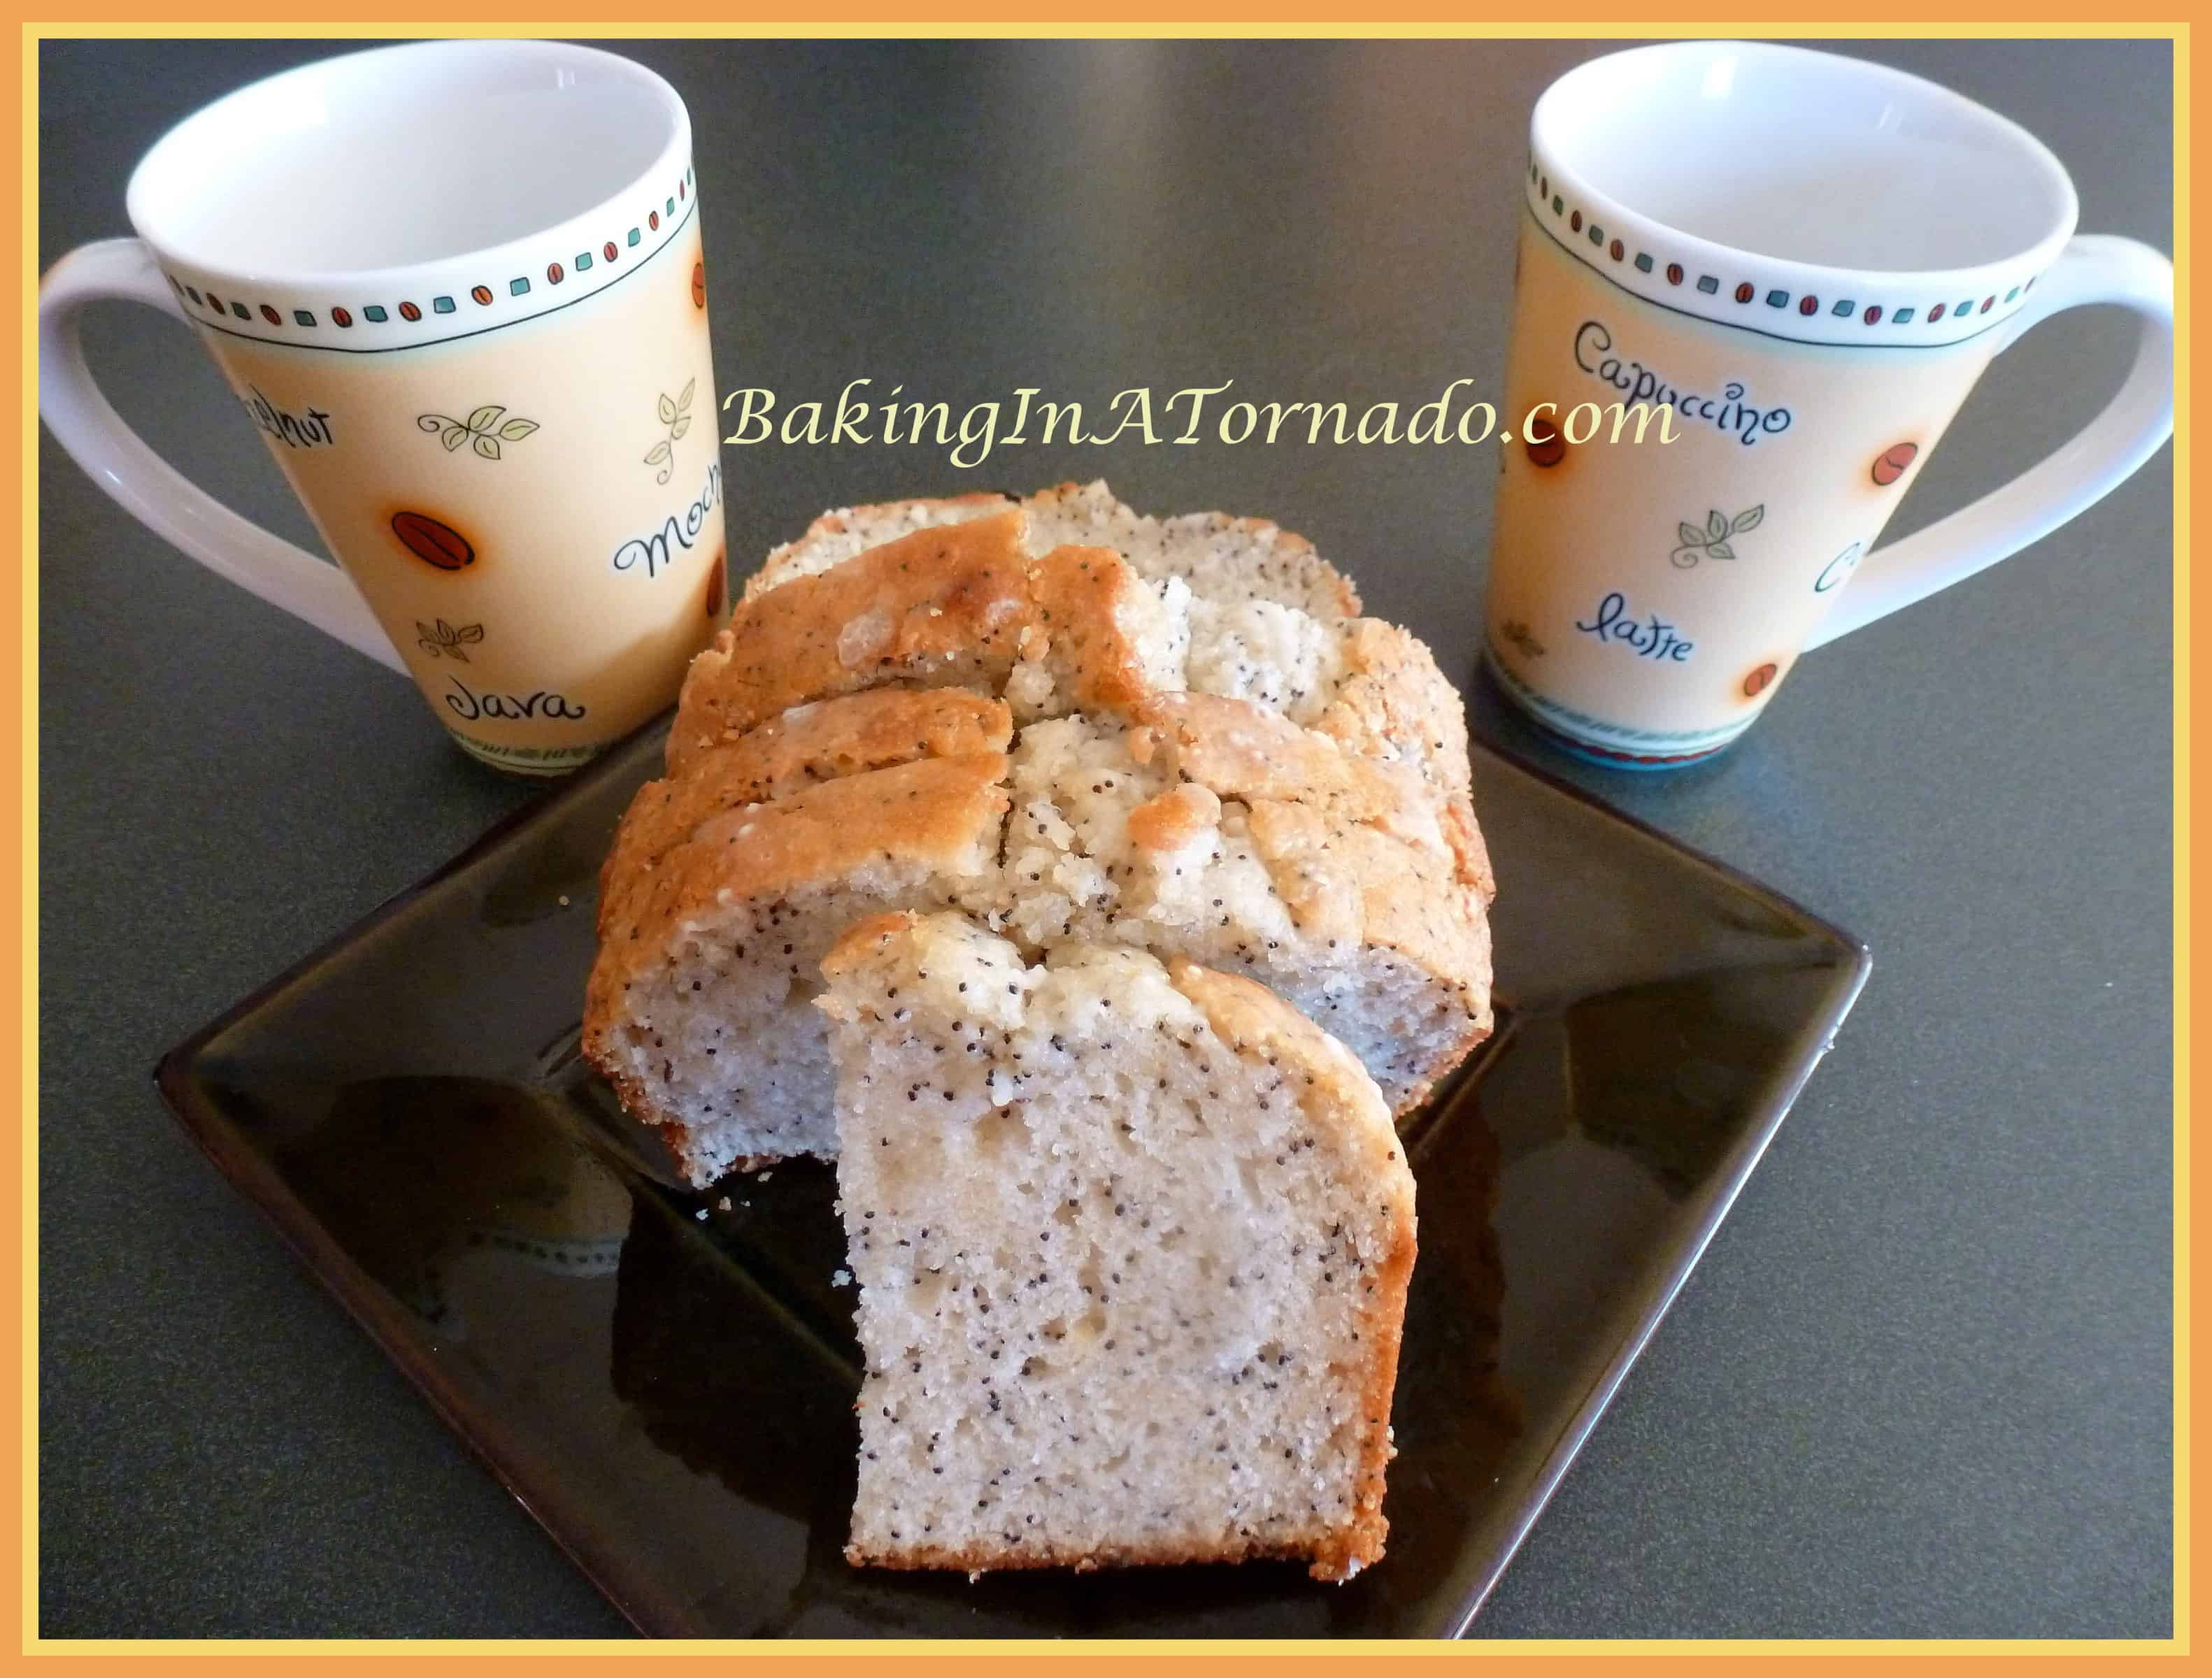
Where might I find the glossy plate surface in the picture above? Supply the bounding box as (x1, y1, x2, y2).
(157, 717, 1869, 1637)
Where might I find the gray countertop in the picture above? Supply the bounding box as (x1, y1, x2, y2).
(38, 37, 2171, 1638)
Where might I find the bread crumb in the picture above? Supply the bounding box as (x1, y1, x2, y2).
(715, 1196, 732, 1211)
(557, 894, 571, 907)
(825, 909, 1412, 1582)
(832, 1267, 853, 1287)
(694, 1208, 708, 1221)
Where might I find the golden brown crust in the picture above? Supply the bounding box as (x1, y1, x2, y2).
(1142, 692, 1443, 847)
(1125, 783, 1223, 854)
(593, 752, 1007, 969)
(678, 511, 1036, 747)
(1025, 543, 1162, 716)
(687, 517, 1169, 753)
(598, 487, 1492, 1172)
(1243, 803, 1488, 1013)
(1134, 694, 1492, 1101)
(1440, 796, 1496, 906)
(664, 672, 1011, 782)
(750, 482, 1364, 624)
(817, 908, 925, 991)
(1313, 620, 1493, 902)
(746, 492, 1017, 603)
(845, 1532, 1361, 1582)
(1315, 621, 1471, 792)
(617, 690, 1012, 896)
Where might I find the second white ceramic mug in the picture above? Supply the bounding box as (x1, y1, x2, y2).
(1487, 40, 2173, 768)
(39, 40, 728, 775)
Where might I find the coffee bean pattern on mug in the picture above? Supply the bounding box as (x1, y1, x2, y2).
(390, 510, 476, 573)
(1526, 161, 2041, 342)
(1871, 441, 1920, 486)
(162, 167, 697, 349)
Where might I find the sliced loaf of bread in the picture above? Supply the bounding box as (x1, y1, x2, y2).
(818, 910, 1416, 1581)
(586, 683, 1488, 1179)
(737, 483, 1487, 891)
(584, 489, 1494, 1184)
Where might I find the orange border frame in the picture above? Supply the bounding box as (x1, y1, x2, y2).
(6, 13, 2193, 1661)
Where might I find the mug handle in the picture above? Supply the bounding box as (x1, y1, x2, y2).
(1802, 234, 2174, 651)
(38, 238, 404, 671)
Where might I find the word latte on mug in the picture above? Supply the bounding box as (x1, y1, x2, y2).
(1574, 591, 1694, 662)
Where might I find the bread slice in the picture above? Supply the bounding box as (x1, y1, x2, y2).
(818, 910, 1416, 1582)
(749, 480, 1360, 623)
(671, 508, 1183, 772)
(746, 481, 1361, 729)
(583, 691, 1013, 1182)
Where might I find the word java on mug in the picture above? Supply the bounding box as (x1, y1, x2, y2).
(40, 41, 727, 775)
(1487, 41, 2174, 768)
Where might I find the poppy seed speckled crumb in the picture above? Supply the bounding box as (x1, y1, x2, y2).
(818, 911, 1415, 1582)
(583, 485, 1493, 1187)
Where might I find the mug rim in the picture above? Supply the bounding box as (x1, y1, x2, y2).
(124, 40, 696, 353)
(1529, 41, 2079, 349)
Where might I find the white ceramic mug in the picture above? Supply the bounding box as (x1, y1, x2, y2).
(39, 41, 728, 776)
(1487, 41, 2173, 768)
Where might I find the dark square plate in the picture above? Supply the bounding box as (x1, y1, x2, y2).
(156, 717, 1869, 1638)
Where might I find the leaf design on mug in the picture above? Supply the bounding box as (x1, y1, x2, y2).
(645, 378, 699, 485)
(415, 618, 487, 663)
(418, 406, 540, 463)
(1669, 505, 1764, 568)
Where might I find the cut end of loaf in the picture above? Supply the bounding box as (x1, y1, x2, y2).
(821, 911, 1415, 1583)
